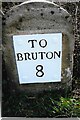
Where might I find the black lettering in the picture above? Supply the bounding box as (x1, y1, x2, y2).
(36, 65, 44, 77)
(54, 51, 61, 59)
(28, 40, 37, 48)
(39, 39, 47, 48)
(17, 53, 23, 61)
(46, 52, 53, 59)
(31, 52, 37, 60)
(38, 52, 46, 59)
(24, 52, 31, 60)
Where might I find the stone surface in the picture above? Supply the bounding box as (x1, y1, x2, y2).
(3, 1, 75, 93)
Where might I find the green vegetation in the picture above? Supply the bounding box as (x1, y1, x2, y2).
(49, 97, 80, 117)
(2, 88, 80, 117)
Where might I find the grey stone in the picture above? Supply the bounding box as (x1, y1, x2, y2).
(3, 1, 75, 93)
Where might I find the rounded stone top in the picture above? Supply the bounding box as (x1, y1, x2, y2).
(4, 0, 72, 27)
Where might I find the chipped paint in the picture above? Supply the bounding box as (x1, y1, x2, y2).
(65, 67, 72, 78)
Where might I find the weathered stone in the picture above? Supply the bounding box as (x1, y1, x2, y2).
(3, 1, 75, 93)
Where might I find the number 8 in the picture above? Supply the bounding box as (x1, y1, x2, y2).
(36, 65, 44, 77)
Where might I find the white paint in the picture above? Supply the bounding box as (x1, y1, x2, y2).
(65, 67, 72, 78)
(0, 9, 4, 15)
(13, 33, 62, 84)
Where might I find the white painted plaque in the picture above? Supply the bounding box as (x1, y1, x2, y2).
(13, 33, 62, 84)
